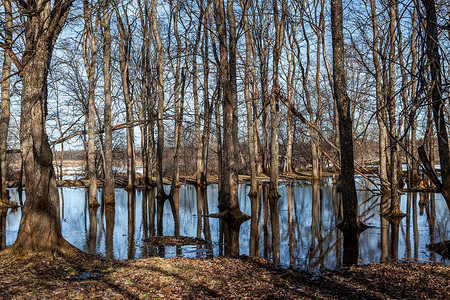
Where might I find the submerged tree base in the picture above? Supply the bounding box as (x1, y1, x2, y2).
(336, 219, 370, 233)
(382, 207, 407, 219)
(3, 236, 81, 257)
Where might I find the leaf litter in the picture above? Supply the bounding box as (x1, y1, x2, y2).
(0, 252, 449, 299)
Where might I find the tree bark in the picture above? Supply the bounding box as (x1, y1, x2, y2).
(0, 0, 12, 206)
(213, 0, 249, 257)
(170, 0, 185, 192)
(4, 0, 79, 256)
(193, 5, 204, 188)
(102, 0, 115, 204)
(114, 3, 136, 190)
(331, 0, 366, 232)
(268, 0, 286, 265)
(241, 0, 258, 197)
(200, 1, 213, 188)
(152, 0, 167, 202)
(83, 0, 99, 208)
(385, 0, 405, 218)
(370, 0, 389, 194)
(420, 0, 450, 209)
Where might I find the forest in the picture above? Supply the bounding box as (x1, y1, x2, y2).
(0, 0, 449, 298)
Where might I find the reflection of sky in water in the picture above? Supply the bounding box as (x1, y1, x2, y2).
(2, 181, 450, 270)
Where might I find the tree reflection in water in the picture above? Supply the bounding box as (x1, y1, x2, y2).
(0, 181, 449, 270)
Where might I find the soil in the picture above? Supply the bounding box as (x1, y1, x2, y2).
(0, 252, 448, 299)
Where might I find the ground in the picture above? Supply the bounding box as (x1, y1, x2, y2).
(0, 252, 448, 299)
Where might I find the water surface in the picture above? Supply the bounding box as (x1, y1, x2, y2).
(1, 179, 449, 270)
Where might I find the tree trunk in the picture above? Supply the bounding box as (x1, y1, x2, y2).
(193, 7, 203, 188)
(4, 0, 78, 256)
(152, 0, 167, 202)
(200, 2, 213, 188)
(420, 0, 450, 209)
(409, 4, 419, 185)
(170, 0, 185, 192)
(102, 0, 115, 203)
(385, 0, 405, 218)
(284, 13, 296, 175)
(370, 0, 389, 193)
(83, 0, 99, 208)
(114, 4, 136, 190)
(268, 0, 286, 265)
(0, 0, 12, 206)
(331, 0, 366, 232)
(242, 0, 258, 197)
(213, 0, 249, 257)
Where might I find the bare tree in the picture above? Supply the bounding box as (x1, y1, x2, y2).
(114, 1, 136, 190)
(385, 0, 405, 218)
(419, 0, 450, 209)
(0, 0, 12, 206)
(4, 0, 79, 256)
(268, 0, 286, 265)
(102, 0, 115, 203)
(83, 0, 100, 207)
(212, 0, 249, 257)
(370, 0, 389, 193)
(330, 0, 366, 233)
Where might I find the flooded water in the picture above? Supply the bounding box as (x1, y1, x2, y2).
(1, 178, 449, 270)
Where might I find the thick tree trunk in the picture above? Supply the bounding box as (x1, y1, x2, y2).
(251, 44, 263, 175)
(409, 4, 419, 185)
(170, 0, 185, 193)
(284, 15, 296, 175)
(0, 0, 12, 206)
(213, 0, 249, 257)
(152, 0, 167, 203)
(5, 0, 78, 256)
(200, 2, 213, 188)
(370, 0, 389, 193)
(114, 4, 136, 190)
(331, 0, 366, 233)
(421, 0, 450, 209)
(102, 0, 115, 204)
(254, 8, 270, 175)
(242, 0, 258, 197)
(385, 0, 405, 218)
(152, 0, 179, 236)
(268, 0, 286, 265)
(83, 0, 99, 208)
(193, 9, 203, 188)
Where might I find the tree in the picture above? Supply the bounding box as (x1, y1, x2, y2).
(330, 0, 366, 233)
(0, 0, 12, 206)
(4, 0, 78, 256)
(268, 0, 286, 265)
(385, 0, 405, 218)
(101, 0, 115, 204)
(212, 0, 249, 256)
(83, 0, 100, 208)
(241, 0, 258, 197)
(369, 0, 389, 193)
(419, 0, 450, 210)
(114, 1, 136, 190)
